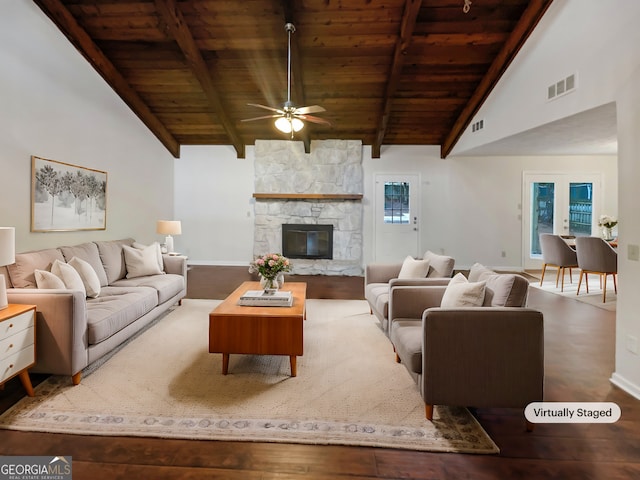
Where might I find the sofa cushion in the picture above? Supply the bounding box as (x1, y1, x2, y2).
(7, 248, 65, 288)
(468, 263, 529, 307)
(34, 269, 66, 289)
(111, 274, 185, 304)
(59, 242, 109, 287)
(123, 244, 164, 279)
(423, 251, 455, 278)
(398, 256, 430, 279)
(51, 260, 86, 296)
(95, 238, 135, 284)
(86, 286, 158, 344)
(440, 273, 486, 307)
(68, 256, 101, 298)
(390, 320, 423, 374)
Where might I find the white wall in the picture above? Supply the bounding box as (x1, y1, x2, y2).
(453, 0, 640, 155)
(611, 64, 640, 399)
(175, 142, 616, 272)
(363, 146, 616, 270)
(174, 145, 255, 264)
(0, 2, 175, 251)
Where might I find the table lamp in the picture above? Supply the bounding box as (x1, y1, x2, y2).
(0, 227, 16, 310)
(156, 220, 181, 254)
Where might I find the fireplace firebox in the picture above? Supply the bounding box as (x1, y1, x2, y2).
(282, 224, 333, 259)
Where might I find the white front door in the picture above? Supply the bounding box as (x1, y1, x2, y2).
(522, 172, 601, 269)
(374, 173, 420, 262)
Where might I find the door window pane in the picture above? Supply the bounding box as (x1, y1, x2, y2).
(569, 182, 593, 236)
(384, 182, 409, 224)
(531, 182, 554, 255)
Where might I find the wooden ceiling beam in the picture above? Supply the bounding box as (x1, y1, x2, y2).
(440, 0, 555, 159)
(154, 0, 245, 158)
(33, 0, 181, 158)
(372, 0, 422, 158)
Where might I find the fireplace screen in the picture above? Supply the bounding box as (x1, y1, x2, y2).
(282, 224, 333, 259)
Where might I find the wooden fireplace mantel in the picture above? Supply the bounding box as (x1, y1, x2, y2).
(252, 193, 363, 200)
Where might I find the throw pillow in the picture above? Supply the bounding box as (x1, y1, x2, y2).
(132, 241, 164, 272)
(68, 256, 101, 298)
(123, 244, 164, 279)
(34, 269, 66, 289)
(398, 256, 431, 279)
(440, 272, 486, 308)
(423, 251, 455, 278)
(51, 259, 87, 296)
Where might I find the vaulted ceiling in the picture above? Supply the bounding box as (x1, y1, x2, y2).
(34, 0, 553, 159)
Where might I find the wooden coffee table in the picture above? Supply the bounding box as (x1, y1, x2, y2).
(208, 281, 307, 376)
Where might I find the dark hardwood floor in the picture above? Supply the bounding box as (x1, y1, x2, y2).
(1, 266, 638, 479)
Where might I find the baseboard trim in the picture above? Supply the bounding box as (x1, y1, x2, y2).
(610, 372, 640, 400)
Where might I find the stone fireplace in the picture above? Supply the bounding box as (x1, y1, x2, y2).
(253, 140, 363, 276)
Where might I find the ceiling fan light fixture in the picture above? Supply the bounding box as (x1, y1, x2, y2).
(292, 118, 304, 132)
(275, 116, 292, 133)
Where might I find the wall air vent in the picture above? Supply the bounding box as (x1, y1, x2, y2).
(547, 73, 577, 100)
(471, 119, 484, 132)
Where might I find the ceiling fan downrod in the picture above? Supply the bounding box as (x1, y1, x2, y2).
(284, 23, 295, 111)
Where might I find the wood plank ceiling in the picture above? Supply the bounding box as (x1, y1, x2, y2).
(34, 0, 554, 159)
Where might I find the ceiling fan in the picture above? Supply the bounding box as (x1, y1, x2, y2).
(241, 23, 330, 138)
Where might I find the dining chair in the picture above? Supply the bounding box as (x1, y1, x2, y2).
(539, 234, 578, 292)
(575, 236, 618, 302)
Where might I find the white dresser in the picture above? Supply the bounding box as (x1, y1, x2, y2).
(0, 304, 36, 397)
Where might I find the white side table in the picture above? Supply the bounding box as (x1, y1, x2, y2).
(0, 304, 37, 397)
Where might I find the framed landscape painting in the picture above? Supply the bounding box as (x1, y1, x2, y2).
(31, 156, 107, 232)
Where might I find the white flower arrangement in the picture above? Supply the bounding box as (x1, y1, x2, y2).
(598, 215, 618, 229)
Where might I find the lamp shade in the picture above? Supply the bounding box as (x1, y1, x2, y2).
(156, 220, 182, 236)
(0, 227, 15, 266)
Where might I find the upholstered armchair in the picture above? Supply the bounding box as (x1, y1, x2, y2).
(364, 251, 454, 333)
(388, 264, 544, 431)
(575, 236, 618, 302)
(539, 233, 578, 291)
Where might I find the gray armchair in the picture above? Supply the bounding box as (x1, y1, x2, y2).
(364, 251, 454, 333)
(539, 233, 578, 292)
(388, 265, 544, 431)
(575, 236, 618, 302)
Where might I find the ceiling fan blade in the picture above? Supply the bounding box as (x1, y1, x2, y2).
(247, 103, 284, 114)
(296, 114, 332, 126)
(241, 114, 281, 122)
(294, 105, 326, 115)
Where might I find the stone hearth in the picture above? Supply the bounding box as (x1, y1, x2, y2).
(253, 140, 363, 276)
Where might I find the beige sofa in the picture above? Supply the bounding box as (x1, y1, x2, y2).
(388, 263, 544, 428)
(364, 251, 455, 332)
(3, 238, 187, 384)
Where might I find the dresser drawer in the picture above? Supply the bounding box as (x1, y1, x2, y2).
(0, 326, 35, 362)
(0, 344, 35, 383)
(0, 310, 35, 340)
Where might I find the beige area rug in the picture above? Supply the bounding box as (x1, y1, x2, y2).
(529, 272, 616, 311)
(0, 299, 498, 454)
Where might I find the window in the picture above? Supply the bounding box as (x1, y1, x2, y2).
(384, 182, 410, 224)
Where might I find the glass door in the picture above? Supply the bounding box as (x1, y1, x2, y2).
(523, 173, 601, 269)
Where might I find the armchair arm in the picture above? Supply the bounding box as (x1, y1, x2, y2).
(421, 307, 544, 408)
(389, 285, 447, 320)
(365, 263, 402, 285)
(7, 288, 89, 377)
